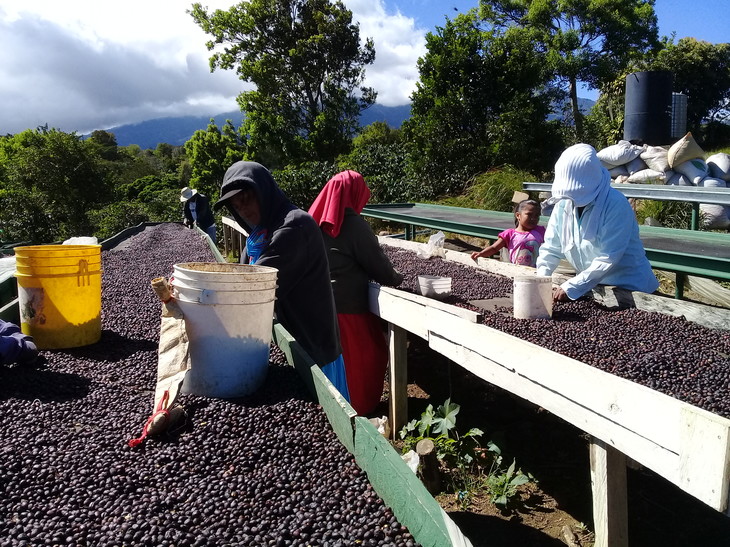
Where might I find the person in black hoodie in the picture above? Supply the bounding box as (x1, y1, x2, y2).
(181, 187, 216, 243)
(213, 161, 349, 400)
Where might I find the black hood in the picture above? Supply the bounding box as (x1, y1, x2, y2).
(215, 161, 295, 233)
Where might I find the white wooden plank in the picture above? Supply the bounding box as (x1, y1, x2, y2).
(369, 286, 429, 339)
(429, 309, 683, 450)
(428, 332, 678, 483)
(374, 284, 481, 323)
(388, 324, 408, 440)
(592, 285, 730, 332)
(590, 438, 628, 547)
(680, 406, 730, 512)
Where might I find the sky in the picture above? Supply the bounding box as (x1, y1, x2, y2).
(1, 0, 727, 136)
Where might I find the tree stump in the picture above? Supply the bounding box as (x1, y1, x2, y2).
(416, 438, 441, 495)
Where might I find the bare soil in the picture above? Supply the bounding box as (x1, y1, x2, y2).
(372, 326, 730, 547)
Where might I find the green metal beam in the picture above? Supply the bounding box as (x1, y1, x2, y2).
(362, 203, 730, 283)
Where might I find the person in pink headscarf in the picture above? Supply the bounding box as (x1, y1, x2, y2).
(309, 170, 403, 415)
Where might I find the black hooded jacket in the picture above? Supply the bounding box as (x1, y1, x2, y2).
(217, 161, 341, 366)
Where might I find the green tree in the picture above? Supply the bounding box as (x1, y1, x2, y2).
(189, 0, 376, 168)
(273, 161, 338, 210)
(480, 0, 659, 140)
(0, 128, 111, 243)
(337, 122, 415, 203)
(88, 130, 119, 161)
(404, 12, 560, 198)
(184, 119, 245, 200)
(647, 37, 730, 133)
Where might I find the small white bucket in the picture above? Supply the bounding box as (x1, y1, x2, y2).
(170, 262, 278, 398)
(513, 275, 553, 320)
(417, 275, 452, 300)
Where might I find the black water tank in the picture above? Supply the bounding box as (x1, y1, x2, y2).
(624, 71, 673, 145)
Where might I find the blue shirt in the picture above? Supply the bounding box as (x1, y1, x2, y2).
(536, 189, 659, 300)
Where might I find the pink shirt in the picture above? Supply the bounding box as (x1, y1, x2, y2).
(498, 226, 546, 267)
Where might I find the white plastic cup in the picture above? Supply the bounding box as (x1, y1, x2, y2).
(513, 276, 553, 319)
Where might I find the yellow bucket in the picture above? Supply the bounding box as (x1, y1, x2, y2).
(14, 245, 102, 349)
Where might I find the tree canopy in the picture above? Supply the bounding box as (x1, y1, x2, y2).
(648, 37, 730, 129)
(189, 0, 376, 168)
(404, 12, 562, 198)
(479, 0, 660, 139)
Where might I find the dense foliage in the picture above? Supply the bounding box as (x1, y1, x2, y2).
(190, 0, 376, 169)
(479, 0, 660, 140)
(1, 0, 727, 245)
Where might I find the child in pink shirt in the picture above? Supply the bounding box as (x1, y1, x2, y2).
(470, 199, 545, 267)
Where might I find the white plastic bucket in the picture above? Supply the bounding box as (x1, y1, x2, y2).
(417, 275, 452, 300)
(170, 262, 278, 398)
(513, 275, 553, 320)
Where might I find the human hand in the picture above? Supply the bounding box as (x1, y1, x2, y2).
(470, 251, 482, 260)
(552, 286, 569, 302)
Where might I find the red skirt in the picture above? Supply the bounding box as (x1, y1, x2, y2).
(337, 312, 388, 415)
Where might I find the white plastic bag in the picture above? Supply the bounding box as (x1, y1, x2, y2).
(401, 450, 420, 474)
(417, 231, 446, 259)
(63, 236, 99, 245)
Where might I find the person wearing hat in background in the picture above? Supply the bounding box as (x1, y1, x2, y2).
(308, 170, 403, 415)
(536, 143, 659, 302)
(0, 319, 39, 366)
(213, 161, 349, 401)
(180, 187, 216, 243)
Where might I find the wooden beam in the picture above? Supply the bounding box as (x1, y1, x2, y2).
(590, 438, 628, 547)
(388, 323, 408, 440)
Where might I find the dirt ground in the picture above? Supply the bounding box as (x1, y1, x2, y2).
(372, 334, 730, 547)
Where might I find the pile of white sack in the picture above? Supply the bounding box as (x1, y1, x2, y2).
(596, 132, 730, 229)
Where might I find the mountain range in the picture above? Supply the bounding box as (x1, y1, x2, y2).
(103, 104, 412, 149)
(101, 99, 595, 150)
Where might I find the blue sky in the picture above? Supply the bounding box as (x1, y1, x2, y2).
(0, 0, 726, 134)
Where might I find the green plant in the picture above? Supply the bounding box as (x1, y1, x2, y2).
(487, 456, 531, 509)
(398, 400, 534, 511)
(399, 398, 484, 467)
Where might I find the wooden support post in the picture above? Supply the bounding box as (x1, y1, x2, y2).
(388, 323, 408, 440)
(223, 224, 230, 258)
(691, 203, 699, 231)
(590, 437, 629, 547)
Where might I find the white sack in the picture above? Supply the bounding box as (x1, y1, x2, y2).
(668, 132, 704, 168)
(706, 153, 730, 182)
(626, 168, 666, 184)
(674, 158, 709, 185)
(608, 164, 629, 178)
(640, 145, 670, 172)
(666, 171, 693, 186)
(597, 140, 644, 166)
(626, 156, 648, 175)
(698, 178, 730, 229)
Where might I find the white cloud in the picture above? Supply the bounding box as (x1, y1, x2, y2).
(0, 0, 427, 134)
(346, 0, 427, 106)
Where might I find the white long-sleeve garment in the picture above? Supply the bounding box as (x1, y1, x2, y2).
(536, 188, 659, 300)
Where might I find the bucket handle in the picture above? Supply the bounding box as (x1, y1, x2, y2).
(77, 259, 91, 287)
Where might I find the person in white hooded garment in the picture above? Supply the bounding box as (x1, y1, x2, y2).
(536, 143, 659, 302)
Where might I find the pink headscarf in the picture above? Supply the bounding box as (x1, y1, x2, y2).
(308, 170, 371, 237)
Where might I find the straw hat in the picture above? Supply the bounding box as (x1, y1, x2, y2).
(180, 187, 198, 202)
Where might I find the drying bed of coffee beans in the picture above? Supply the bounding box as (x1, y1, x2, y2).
(0, 224, 419, 547)
(382, 246, 730, 419)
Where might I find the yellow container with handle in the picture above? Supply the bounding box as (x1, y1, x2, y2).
(14, 245, 102, 349)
